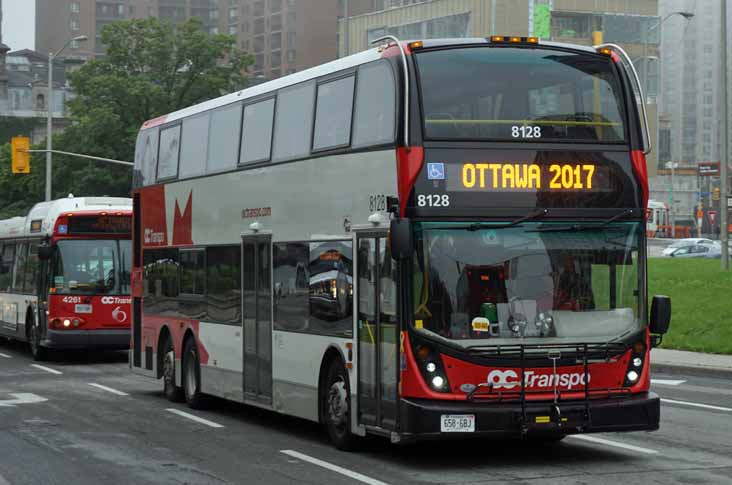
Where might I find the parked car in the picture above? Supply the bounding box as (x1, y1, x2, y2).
(668, 244, 721, 258)
(662, 238, 716, 256)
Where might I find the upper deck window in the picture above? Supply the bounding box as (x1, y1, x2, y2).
(313, 75, 355, 151)
(416, 47, 626, 143)
(272, 81, 315, 161)
(352, 60, 396, 148)
(240, 97, 275, 164)
(180, 113, 210, 179)
(157, 124, 181, 180)
(207, 103, 242, 173)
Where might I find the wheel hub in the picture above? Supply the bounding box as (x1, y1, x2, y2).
(164, 350, 175, 384)
(327, 378, 348, 429)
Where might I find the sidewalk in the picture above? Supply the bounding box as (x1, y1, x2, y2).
(652, 347, 732, 377)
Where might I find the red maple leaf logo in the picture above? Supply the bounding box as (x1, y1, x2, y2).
(172, 191, 193, 245)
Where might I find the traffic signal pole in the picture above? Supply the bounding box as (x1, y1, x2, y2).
(25, 149, 133, 167)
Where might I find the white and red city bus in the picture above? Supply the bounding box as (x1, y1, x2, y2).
(130, 36, 671, 448)
(0, 196, 132, 360)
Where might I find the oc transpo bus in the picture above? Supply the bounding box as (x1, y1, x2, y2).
(130, 36, 672, 448)
(0, 196, 132, 360)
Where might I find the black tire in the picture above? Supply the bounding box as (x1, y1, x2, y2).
(28, 318, 47, 362)
(182, 338, 207, 409)
(161, 335, 184, 403)
(322, 359, 359, 451)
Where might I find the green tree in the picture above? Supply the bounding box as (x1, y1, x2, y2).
(0, 17, 252, 218)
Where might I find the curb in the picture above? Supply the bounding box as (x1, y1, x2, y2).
(652, 362, 732, 379)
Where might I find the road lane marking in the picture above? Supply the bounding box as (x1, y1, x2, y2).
(30, 364, 62, 375)
(0, 353, 11, 358)
(662, 398, 732, 412)
(651, 379, 686, 386)
(88, 383, 129, 396)
(166, 408, 224, 428)
(0, 393, 48, 407)
(281, 450, 391, 485)
(568, 435, 659, 455)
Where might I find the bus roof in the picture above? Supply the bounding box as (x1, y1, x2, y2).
(0, 196, 132, 240)
(138, 38, 603, 132)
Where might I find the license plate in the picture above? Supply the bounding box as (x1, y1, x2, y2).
(75, 304, 92, 314)
(440, 414, 475, 433)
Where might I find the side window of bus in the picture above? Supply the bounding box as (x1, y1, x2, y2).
(157, 124, 181, 181)
(142, 249, 179, 314)
(273, 241, 353, 337)
(180, 249, 205, 296)
(206, 246, 241, 325)
(240, 98, 275, 164)
(352, 60, 396, 148)
(313, 75, 355, 151)
(207, 103, 242, 173)
(12, 242, 28, 293)
(179, 113, 210, 179)
(22, 242, 40, 294)
(134, 127, 159, 187)
(272, 81, 316, 161)
(0, 243, 14, 292)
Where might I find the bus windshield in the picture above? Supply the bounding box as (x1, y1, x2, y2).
(412, 222, 641, 345)
(52, 240, 132, 295)
(416, 46, 627, 143)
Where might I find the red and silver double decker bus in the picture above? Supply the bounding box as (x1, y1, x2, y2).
(130, 36, 671, 448)
(0, 196, 132, 360)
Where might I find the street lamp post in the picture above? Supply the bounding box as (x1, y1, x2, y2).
(46, 35, 87, 202)
(642, 11, 694, 97)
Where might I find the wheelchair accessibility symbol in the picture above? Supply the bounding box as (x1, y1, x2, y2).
(427, 163, 445, 180)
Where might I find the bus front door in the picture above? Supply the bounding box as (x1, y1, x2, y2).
(241, 236, 272, 404)
(356, 234, 398, 431)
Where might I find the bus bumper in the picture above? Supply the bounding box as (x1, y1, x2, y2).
(43, 329, 130, 350)
(396, 392, 660, 442)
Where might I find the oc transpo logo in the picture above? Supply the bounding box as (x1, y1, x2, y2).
(487, 370, 590, 390)
(101, 297, 132, 305)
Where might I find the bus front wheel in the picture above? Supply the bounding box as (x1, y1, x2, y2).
(182, 338, 207, 409)
(323, 359, 358, 451)
(162, 336, 184, 403)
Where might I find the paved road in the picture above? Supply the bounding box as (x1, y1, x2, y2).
(1, 340, 731, 485)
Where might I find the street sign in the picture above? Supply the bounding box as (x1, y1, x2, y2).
(698, 161, 721, 176)
(728, 196, 732, 208)
(709, 210, 718, 225)
(10, 136, 30, 174)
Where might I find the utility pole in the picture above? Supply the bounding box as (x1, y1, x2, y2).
(45, 51, 53, 201)
(721, 0, 729, 269)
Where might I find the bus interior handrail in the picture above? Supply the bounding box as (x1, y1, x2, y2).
(595, 43, 652, 156)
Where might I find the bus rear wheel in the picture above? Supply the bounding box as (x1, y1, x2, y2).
(28, 319, 46, 362)
(323, 359, 358, 451)
(182, 338, 207, 409)
(162, 336, 184, 403)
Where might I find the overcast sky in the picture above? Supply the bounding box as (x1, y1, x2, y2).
(2, 1, 35, 51)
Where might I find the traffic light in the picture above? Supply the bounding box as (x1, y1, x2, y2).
(713, 187, 721, 201)
(11, 136, 30, 174)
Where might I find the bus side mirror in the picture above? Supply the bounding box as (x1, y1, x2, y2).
(650, 295, 671, 335)
(389, 218, 413, 260)
(38, 245, 54, 261)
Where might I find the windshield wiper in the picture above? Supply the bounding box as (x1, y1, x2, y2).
(530, 208, 636, 233)
(465, 209, 549, 231)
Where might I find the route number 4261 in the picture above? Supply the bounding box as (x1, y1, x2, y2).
(417, 194, 450, 207)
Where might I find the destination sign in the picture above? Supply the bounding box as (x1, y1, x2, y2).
(446, 163, 610, 192)
(67, 215, 131, 234)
